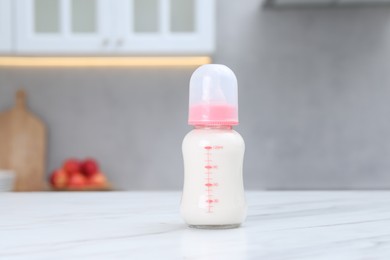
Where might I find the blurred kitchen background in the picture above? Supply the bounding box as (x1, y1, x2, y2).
(1, 0, 390, 191)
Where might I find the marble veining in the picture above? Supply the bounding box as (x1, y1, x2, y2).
(0, 191, 390, 259)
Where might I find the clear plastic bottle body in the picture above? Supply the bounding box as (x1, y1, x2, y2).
(181, 125, 246, 229)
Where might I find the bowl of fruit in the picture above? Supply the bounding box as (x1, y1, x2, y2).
(50, 158, 111, 191)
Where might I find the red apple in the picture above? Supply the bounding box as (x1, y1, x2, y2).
(81, 158, 99, 177)
(67, 172, 87, 188)
(88, 172, 107, 187)
(63, 159, 81, 175)
(50, 169, 68, 188)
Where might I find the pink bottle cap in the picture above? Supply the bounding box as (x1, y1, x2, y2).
(188, 64, 239, 126)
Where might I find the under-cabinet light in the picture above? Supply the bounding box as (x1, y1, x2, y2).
(0, 56, 211, 67)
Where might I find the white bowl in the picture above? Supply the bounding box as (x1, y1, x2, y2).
(0, 170, 15, 192)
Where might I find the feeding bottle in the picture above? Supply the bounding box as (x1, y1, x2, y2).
(181, 64, 246, 229)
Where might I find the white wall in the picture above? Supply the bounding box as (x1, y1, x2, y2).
(1, 1, 390, 189)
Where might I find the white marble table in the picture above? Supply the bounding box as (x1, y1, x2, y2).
(1, 192, 390, 259)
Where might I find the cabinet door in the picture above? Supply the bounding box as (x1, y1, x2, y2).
(0, 0, 12, 52)
(15, 0, 112, 53)
(113, 0, 215, 55)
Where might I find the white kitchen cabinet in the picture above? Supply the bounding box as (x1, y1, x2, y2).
(15, 0, 113, 53)
(112, 0, 215, 54)
(15, 0, 215, 55)
(0, 0, 12, 52)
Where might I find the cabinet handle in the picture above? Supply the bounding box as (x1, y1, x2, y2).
(116, 39, 124, 47)
(102, 38, 110, 46)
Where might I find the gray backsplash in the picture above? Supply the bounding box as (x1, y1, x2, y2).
(1, 0, 390, 190)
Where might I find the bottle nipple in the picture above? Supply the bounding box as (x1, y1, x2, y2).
(188, 64, 239, 126)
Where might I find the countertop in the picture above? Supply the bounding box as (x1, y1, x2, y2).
(1, 191, 390, 259)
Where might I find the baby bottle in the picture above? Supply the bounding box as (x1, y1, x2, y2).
(181, 64, 246, 229)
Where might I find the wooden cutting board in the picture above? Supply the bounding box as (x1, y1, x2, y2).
(0, 90, 47, 191)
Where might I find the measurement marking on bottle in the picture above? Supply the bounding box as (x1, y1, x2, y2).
(204, 145, 221, 213)
(204, 146, 212, 213)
